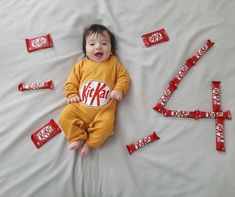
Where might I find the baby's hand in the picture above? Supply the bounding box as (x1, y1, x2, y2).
(111, 90, 123, 101)
(67, 95, 80, 104)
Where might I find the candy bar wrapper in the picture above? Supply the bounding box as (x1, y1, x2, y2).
(170, 61, 194, 87)
(18, 80, 53, 91)
(162, 109, 232, 120)
(153, 83, 177, 112)
(193, 39, 214, 61)
(153, 40, 214, 112)
(126, 132, 160, 155)
(163, 108, 194, 119)
(199, 111, 231, 120)
(31, 119, 61, 149)
(211, 81, 225, 152)
(25, 34, 53, 52)
(170, 40, 214, 87)
(215, 118, 225, 152)
(142, 28, 169, 47)
(212, 81, 221, 112)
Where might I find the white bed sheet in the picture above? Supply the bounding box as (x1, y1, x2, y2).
(0, 0, 235, 197)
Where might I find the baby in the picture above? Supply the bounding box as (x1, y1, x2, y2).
(59, 24, 130, 157)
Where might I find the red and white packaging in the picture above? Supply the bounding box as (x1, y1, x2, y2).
(126, 132, 160, 155)
(215, 118, 225, 152)
(153, 40, 214, 112)
(153, 82, 177, 112)
(212, 81, 221, 111)
(202, 111, 231, 120)
(25, 34, 53, 52)
(194, 39, 214, 61)
(162, 108, 231, 120)
(170, 40, 214, 87)
(31, 119, 61, 149)
(163, 108, 192, 118)
(212, 81, 225, 151)
(18, 80, 54, 91)
(142, 28, 169, 47)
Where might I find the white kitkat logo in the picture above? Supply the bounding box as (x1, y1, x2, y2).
(80, 80, 111, 107)
(36, 126, 53, 141)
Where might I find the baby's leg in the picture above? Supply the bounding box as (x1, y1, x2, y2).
(86, 119, 114, 148)
(80, 142, 90, 157)
(68, 140, 84, 150)
(59, 104, 88, 145)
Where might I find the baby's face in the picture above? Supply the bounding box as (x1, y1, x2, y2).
(85, 31, 112, 63)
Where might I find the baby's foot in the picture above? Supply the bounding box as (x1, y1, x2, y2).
(68, 140, 84, 150)
(80, 143, 90, 157)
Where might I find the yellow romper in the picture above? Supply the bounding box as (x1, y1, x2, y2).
(59, 56, 130, 148)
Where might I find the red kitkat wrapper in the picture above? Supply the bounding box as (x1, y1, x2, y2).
(211, 81, 226, 152)
(31, 119, 61, 149)
(18, 80, 54, 91)
(126, 131, 160, 155)
(202, 111, 231, 120)
(153, 83, 177, 112)
(153, 40, 214, 113)
(163, 108, 193, 118)
(25, 34, 53, 52)
(212, 81, 221, 112)
(142, 28, 169, 47)
(194, 39, 214, 60)
(215, 118, 225, 152)
(162, 109, 231, 120)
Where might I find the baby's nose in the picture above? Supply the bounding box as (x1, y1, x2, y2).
(95, 44, 102, 49)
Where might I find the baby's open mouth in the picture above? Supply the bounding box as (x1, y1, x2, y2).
(95, 52, 103, 58)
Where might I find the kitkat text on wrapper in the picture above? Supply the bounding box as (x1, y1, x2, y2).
(18, 80, 53, 91)
(25, 34, 53, 52)
(126, 131, 160, 155)
(142, 28, 169, 47)
(79, 80, 111, 107)
(31, 119, 61, 149)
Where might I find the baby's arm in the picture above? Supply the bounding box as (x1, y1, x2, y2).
(112, 61, 130, 100)
(65, 62, 81, 103)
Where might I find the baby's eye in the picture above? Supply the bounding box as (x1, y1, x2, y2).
(88, 43, 95, 46)
(102, 42, 108, 45)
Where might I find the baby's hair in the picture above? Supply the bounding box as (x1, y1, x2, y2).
(82, 24, 116, 55)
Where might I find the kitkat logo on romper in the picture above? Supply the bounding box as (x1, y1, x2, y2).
(79, 80, 111, 107)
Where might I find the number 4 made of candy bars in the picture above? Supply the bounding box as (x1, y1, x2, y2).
(153, 40, 232, 152)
